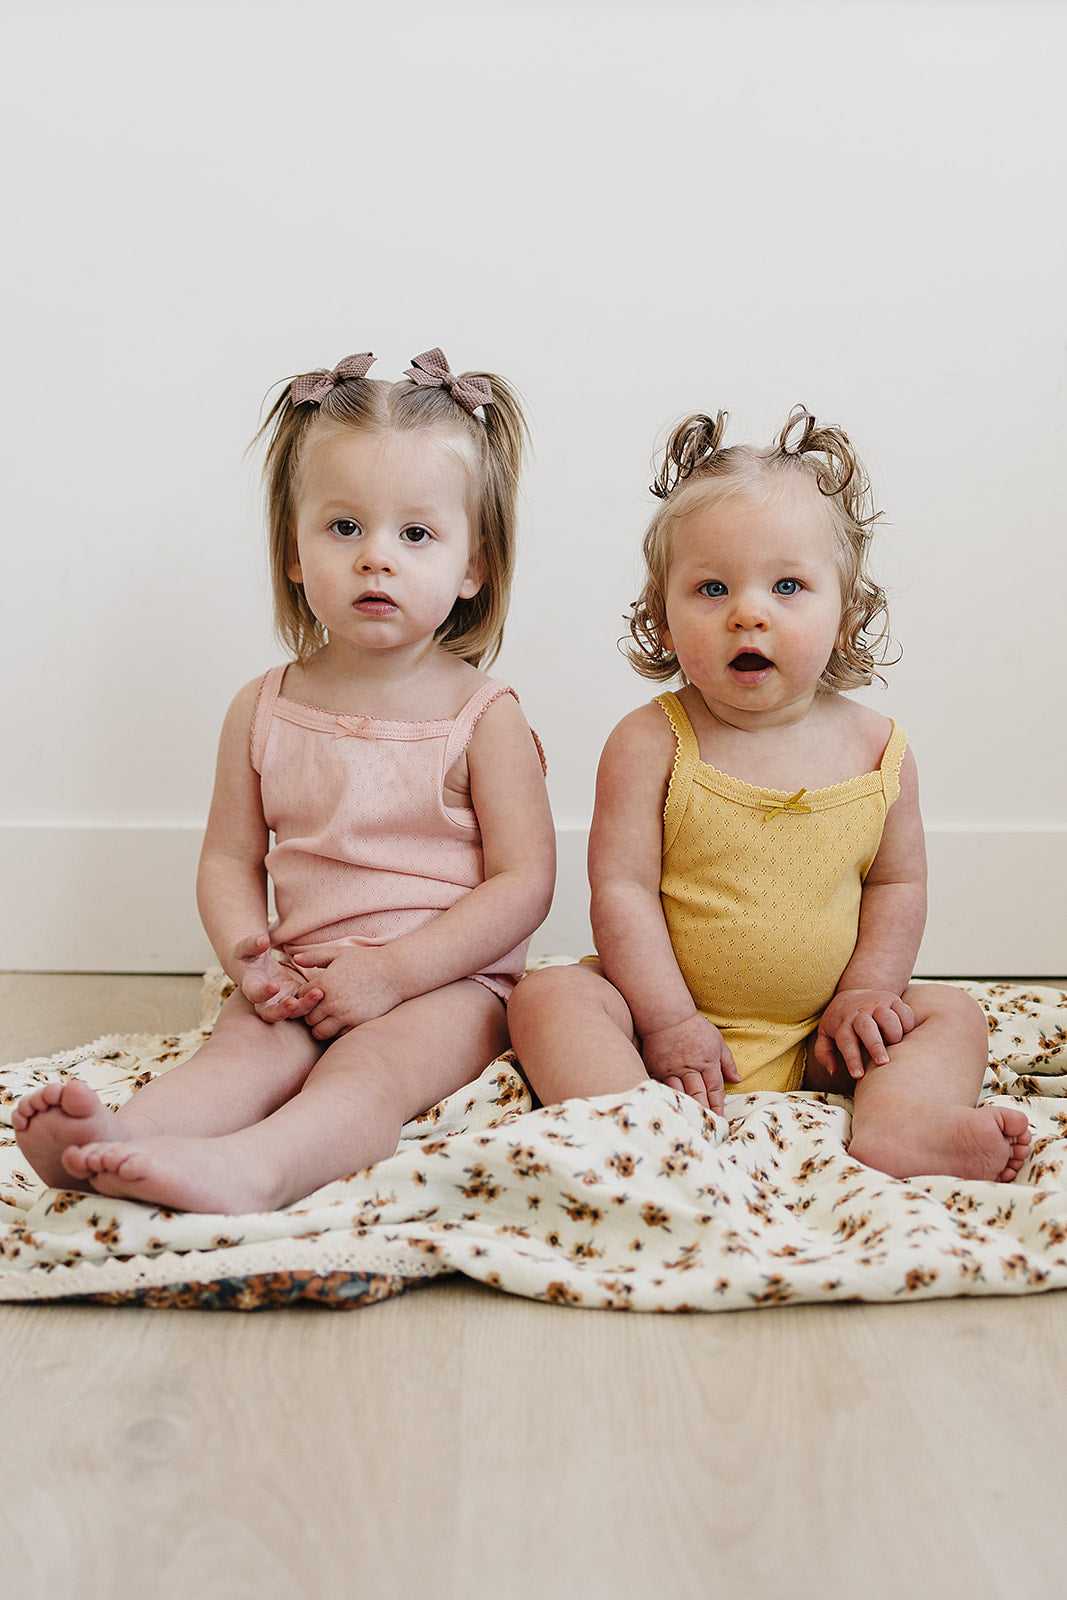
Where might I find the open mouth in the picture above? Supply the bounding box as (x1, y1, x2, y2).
(730, 652, 773, 673)
(354, 591, 397, 613)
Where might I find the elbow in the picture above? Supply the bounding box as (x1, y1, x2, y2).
(531, 862, 557, 930)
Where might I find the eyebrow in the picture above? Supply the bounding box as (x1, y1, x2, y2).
(317, 501, 444, 521)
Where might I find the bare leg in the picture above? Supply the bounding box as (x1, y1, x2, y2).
(13, 990, 322, 1190)
(509, 962, 647, 1105)
(63, 980, 508, 1213)
(805, 983, 1031, 1182)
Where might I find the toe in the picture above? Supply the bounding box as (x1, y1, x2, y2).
(60, 1144, 92, 1178)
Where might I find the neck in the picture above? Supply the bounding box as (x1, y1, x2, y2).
(688, 686, 824, 737)
(290, 637, 476, 720)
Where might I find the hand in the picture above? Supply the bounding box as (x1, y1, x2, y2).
(639, 1012, 740, 1116)
(813, 988, 916, 1080)
(231, 934, 323, 1024)
(292, 944, 405, 1041)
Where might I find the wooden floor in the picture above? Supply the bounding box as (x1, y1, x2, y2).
(3, 974, 1066, 1600)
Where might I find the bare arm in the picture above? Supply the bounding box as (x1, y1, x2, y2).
(297, 693, 556, 1038)
(196, 679, 322, 1021)
(590, 706, 738, 1112)
(814, 745, 928, 1078)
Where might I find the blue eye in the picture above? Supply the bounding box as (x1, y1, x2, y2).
(774, 579, 800, 595)
(400, 525, 432, 545)
(698, 581, 727, 598)
(330, 519, 361, 539)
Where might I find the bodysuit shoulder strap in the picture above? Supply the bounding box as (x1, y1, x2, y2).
(879, 719, 909, 809)
(250, 665, 287, 775)
(655, 692, 699, 854)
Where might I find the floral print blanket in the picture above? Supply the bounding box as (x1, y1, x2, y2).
(0, 976, 1065, 1312)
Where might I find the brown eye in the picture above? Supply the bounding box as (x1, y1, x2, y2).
(330, 519, 361, 539)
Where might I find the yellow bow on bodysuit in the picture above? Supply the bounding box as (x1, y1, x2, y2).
(760, 788, 812, 821)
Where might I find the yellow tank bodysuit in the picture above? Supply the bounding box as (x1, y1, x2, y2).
(656, 693, 908, 1094)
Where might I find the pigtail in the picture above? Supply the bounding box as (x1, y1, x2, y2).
(651, 411, 728, 499)
(777, 404, 894, 690)
(434, 370, 530, 668)
(254, 382, 325, 663)
(777, 404, 869, 526)
(469, 371, 528, 493)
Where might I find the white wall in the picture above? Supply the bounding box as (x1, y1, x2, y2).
(2, 0, 1064, 974)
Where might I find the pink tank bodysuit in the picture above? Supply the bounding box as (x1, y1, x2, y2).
(250, 666, 535, 999)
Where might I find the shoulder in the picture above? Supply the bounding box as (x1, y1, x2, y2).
(823, 697, 918, 810)
(465, 679, 545, 772)
(466, 683, 528, 738)
(595, 701, 678, 808)
(821, 695, 903, 769)
(228, 674, 271, 716)
(601, 700, 678, 767)
(218, 674, 271, 740)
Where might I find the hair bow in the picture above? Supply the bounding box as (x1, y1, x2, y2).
(405, 348, 493, 414)
(290, 353, 376, 406)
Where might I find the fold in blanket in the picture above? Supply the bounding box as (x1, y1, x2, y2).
(0, 976, 1064, 1311)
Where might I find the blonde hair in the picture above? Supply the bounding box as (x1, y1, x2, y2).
(626, 405, 893, 691)
(256, 361, 529, 667)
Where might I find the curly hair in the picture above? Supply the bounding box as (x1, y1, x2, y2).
(625, 405, 894, 692)
(255, 359, 528, 667)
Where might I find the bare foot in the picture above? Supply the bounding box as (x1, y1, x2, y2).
(850, 1102, 1032, 1183)
(13, 1080, 122, 1190)
(62, 1135, 277, 1215)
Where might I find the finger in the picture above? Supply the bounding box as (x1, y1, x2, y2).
(834, 1029, 866, 1079)
(287, 988, 324, 1019)
(662, 1075, 685, 1095)
(679, 1070, 710, 1110)
(293, 947, 335, 969)
(311, 1018, 341, 1042)
(719, 1042, 741, 1083)
(234, 933, 272, 961)
(854, 1014, 889, 1066)
(873, 1006, 905, 1047)
(811, 1031, 836, 1076)
(244, 976, 281, 1006)
(254, 993, 298, 1022)
(698, 1070, 726, 1116)
(895, 1000, 916, 1034)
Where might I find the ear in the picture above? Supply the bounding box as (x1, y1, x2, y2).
(459, 545, 486, 600)
(286, 558, 303, 585)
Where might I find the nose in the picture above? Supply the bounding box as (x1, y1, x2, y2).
(727, 590, 768, 631)
(355, 530, 396, 574)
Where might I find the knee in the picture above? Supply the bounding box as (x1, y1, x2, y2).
(907, 982, 989, 1051)
(508, 964, 584, 1042)
(508, 962, 631, 1045)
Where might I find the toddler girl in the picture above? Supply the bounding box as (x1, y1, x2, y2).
(16, 349, 555, 1213)
(509, 406, 1030, 1183)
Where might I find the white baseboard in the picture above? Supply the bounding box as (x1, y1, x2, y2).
(1, 825, 214, 974)
(1, 823, 1063, 976)
(918, 828, 1065, 976)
